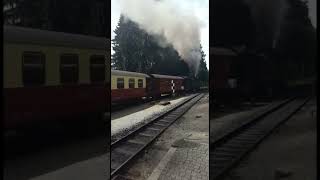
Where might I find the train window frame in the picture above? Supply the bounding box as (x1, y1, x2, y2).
(117, 78, 124, 89)
(90, 55, 105, 83)
(60, 54, 79, 84)
(129, 78, 135, 88)
(22, 52, 46, 86)
(138, 79, 143, 88)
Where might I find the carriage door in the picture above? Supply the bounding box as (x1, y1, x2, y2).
(146, 77, 153, 94)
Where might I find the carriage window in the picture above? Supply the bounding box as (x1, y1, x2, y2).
(117, 78, 124, 89)
(60, 54, 79, 83)
(22, 52, 45, 86)
(90, 55, 105, 83)
(129, 79, 135, 88)
(138, 79, 143, 88)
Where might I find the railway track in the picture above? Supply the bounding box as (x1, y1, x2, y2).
(210, 97, 309, 179)
(111, 93, 204, 179)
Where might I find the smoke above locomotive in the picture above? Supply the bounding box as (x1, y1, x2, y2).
(118, 0, 204, 75)
(243, 0, 288, 49)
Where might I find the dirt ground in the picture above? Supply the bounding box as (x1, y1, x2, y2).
(223, 97, 317, 180)
(121, 93, 209, 180)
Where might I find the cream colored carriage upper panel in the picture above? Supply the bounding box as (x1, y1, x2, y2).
(111, 70, 148, 90)
(4, 43, 107, 88)
(4, 25, 110, 88)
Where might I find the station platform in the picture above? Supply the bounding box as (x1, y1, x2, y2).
(30, 153, 109, 180)
(148, 140, 208, 180)
(145, 94, 210, 180)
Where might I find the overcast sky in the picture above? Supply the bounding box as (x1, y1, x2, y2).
(111, 0, 209, 68)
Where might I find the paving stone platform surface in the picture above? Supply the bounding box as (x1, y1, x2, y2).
(157, 142, 209, 180)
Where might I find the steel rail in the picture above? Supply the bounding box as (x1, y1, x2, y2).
(210, 97, 310, 179)
(111, 93, 204, 179)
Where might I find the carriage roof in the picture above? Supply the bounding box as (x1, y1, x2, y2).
(150, 74, 184, 80)
(4, 25, 108, 50)
(210, 47, 237, 56)
(111, 70, 150, 78)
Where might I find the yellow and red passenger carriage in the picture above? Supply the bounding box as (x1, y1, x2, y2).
(3, 25, 109, 129)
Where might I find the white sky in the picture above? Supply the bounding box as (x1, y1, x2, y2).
(111, 0, 209, 69)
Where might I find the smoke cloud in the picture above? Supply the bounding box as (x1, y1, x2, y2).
(306, 0, 317, 28)
(244, 0, 288, 49)
(118, 0, 204, 75)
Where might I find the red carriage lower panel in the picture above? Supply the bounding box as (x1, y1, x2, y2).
(173, 79, 184, 91)
(159, 79, 172, 94)
(4, 83, 109, 129)
(158, 78, 184, 94)
(111, 88, 147, 103)
(212, 56, 232, 89)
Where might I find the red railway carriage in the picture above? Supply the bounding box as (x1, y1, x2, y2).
(210, 46, 274, 106)
(148, 74, 185, 97)
(210, 47, 238, 106)
(111, 70, 149, 103)
(210, 47, 238, 90)
(3, 25, 109, 130)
